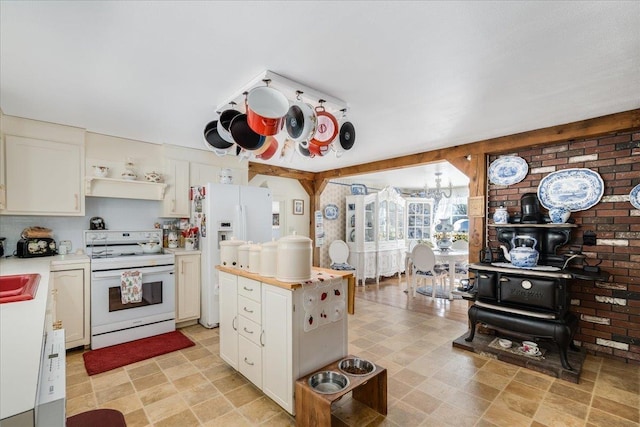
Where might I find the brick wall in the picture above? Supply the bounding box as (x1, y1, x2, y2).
(488, 130, 640, 364)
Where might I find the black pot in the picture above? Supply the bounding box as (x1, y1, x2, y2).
(204, 120, 233, 150)
(229, 114, 266, 151)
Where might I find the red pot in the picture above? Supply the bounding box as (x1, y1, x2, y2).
(246, 86, 289, 136)
(255, 136, 279, 160)
(308, 140, 330, 157)
(310, 106, 339, 147)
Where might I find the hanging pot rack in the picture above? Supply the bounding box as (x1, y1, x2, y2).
(205, 70, 352, 162)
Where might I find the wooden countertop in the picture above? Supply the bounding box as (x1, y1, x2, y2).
(216, 266, 356, 314)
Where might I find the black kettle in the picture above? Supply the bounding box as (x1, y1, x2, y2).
(89, 217, 106, 230)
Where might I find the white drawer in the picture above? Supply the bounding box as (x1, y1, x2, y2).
(238, 295, 261, 325)
(238, 277, 261, 302)
(238, 315, 262, 346)
(238, 335, 262, 388)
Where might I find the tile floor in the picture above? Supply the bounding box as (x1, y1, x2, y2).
(66, 279, 640, 426)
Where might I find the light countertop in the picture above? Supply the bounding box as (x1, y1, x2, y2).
(0, 254, 88, 420)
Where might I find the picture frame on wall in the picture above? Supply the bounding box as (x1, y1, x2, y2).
(293, 199, 304, 215)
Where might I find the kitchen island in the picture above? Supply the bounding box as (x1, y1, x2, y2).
(0, 254, 87, 424)
(216, 266, 353, 415)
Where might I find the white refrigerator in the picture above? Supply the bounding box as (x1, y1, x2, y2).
(191, 183, 272, 328)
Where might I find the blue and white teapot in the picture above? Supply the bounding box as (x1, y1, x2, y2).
(500, 235, 539, 268)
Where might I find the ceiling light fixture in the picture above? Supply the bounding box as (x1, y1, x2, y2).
(424, 172, 452, 208)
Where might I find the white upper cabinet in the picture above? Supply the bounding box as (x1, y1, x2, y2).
(1, 115, 85, 215)
(163, 158, 190, 217)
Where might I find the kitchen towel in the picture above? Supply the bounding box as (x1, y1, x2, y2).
(121, 270, 142, 304)
(302, 270, 345, 332)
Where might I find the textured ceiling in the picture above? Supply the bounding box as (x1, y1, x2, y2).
(1, 1, 639, 188)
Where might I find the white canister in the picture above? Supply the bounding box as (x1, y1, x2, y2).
(219, 237, 246, 268)
(248, 244, 262, 274)
(219, 168, 233, 184)
(276, 233, 312, 283)
(260, 240, 278, 277)
(238, 242, 252, 271)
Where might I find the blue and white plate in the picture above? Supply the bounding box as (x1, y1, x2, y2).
(350, 183, 367, 195)
(630, 184, 640, 210)
(489, 156, 528, 185)
(324, 204, 339, 220)
(537, 168, 604, 211)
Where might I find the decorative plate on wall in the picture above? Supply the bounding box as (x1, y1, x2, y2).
(324, 204, 339, 220)
(537, 168, 604, 211)
(488, 156, 528, 185)
(630, 184, 640, 209)
(350, 183, 367, 195)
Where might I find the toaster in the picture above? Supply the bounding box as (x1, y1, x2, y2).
(16, 238, 57, 258)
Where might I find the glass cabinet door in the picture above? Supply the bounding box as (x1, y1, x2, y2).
(397, 204, 404, 239)
(378, 200, 388, 241)
(389, 201, 396, 240)
(407, 200, 432, 241)
(365, 200, 375, 242)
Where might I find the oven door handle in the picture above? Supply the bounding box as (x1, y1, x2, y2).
(92, 266, 175, 279)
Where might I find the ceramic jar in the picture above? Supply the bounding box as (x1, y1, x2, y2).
(493, 206, 509, 224)
(238, 242, 251, 271)
(276, 232, 312, 283)
(248, 244, 262, 273)
(259, 240, 278, 277)
(219, 237, 245, 268)
(549, 207, 570, 224)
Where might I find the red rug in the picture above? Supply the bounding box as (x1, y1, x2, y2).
(83, 331, 195, 376)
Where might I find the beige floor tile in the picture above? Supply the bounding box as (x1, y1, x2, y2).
(587, 407, 640, 427)
(512, 370, 553, 391)
(259, 411, 297, 426)
(540, 392, 589, 420)
(495, 389, 541, 418)
(237, 396, 284, 425)
(192, 394, 233, 423)
(534, 405, 586, 427)
(170, 372, 209, 391)
(483, 399, 533, 427)
(594, 380, 640, 409)
(95, 381, 136, 405)
(392, 367, 427, 387)
(549, 381, 592, 405)
(591, 395, 639, 423)
(224, 382, 263, 408)
(99, 393, 143, 415)
(145, 394, 188, 423)
(179, 381, 220, 406)
(65, 393, 97, 417)
(384, 400, 430, 426)
(127, 360, 161, 380)
(203, 410, 254, 426)
(66, 379, 94, 400)
(154, 408, 200, 427)
(430, 401, 482, 427)
(211, 372, 249, 393)
(137, 382, 179, 406)
(400, 388, 443, 414)
(122, 408, 150, 427)
(131, 370, 169, 392)
(162, 360, 199, 381)
(156, 352, 189, 370)
(91, 369, 129, 391)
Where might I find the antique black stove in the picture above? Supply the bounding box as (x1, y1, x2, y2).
(464, 224, 589, 371)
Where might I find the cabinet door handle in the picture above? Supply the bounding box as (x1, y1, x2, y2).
(243, 307, 254, 314)
(243, 327, 254, 334)
(244, 357, 254, 366)
(243, 286, 254, 292)
(480, 274, 489, 279)
(74, 193, 79, 210)
(499, 277, 510, 282)
(232, 316, 237, 331)
(260, 330, 265, 347)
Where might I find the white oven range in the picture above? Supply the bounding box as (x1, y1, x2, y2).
(84, 230, 175, 349)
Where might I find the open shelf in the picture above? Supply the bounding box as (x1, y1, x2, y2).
(85, 177, 167, 200)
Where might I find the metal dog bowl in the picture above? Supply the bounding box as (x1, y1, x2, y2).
(308, 371, 350, 394)
(338, 357, 376, 376)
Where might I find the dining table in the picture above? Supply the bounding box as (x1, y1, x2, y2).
(406, 248, 469, 299)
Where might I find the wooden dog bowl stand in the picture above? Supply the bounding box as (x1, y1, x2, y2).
(295, 355, 387, 427)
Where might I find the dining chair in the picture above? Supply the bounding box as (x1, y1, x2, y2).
(329, 240, 356, 271)
(408, 243, 447, 298)
(450, 240, 469, 286)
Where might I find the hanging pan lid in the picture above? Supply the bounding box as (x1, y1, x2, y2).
(310, 105, 338, 146)
(339, 121, 356, 151)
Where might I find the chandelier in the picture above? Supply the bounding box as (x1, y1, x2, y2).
(424, 172, 452, 207)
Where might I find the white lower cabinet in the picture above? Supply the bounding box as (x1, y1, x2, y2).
(174, 251, 201, 323)
(219, 271, 238, 369)
(50, 261, 90, 349)
(218, 270, 347, 415)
